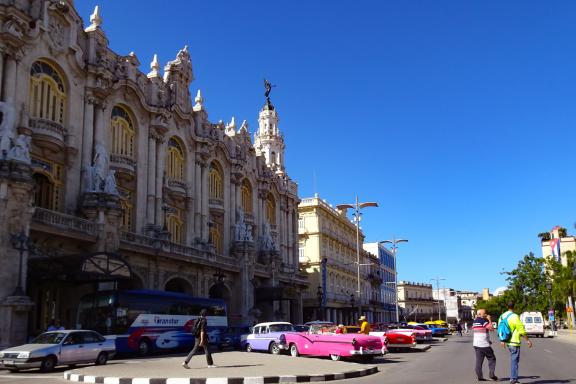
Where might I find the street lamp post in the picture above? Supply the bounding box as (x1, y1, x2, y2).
(431, 276, 446, 320)
(380, 238, 408, 323)
(337, 197, 378, 318)
(546, 280, 556, 334)
(10, 231, 31, 297)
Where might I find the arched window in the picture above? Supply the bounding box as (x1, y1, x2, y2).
(167, 208, 184, 244)
(111, 106, 135, 158)
(241, 179, 252, 213)
(265, 193, 276, 224)
(209, 162, 223, 200)
(209, 222, 223, 254)
(167, 138, 185, 181)
(29, 61, 66, 124)
(33, 173, 55, 210)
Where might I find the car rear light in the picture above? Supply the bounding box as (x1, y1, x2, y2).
(411, 335, 416, 343)
(279, 334, 286, 343)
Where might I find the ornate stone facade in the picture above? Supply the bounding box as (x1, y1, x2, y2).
(0, 0, 305, 348)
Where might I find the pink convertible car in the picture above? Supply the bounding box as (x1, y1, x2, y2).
(278, 324, 387, 361)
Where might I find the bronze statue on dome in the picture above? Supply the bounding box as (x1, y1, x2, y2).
(264, 79, 275, 109)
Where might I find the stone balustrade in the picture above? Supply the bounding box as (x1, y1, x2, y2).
(32, 207, 96, 236)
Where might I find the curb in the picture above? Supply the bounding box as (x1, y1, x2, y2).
(63, 366, 379, 384)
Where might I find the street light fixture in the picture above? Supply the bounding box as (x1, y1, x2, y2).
(337, 196, 378, 318)
(379, 238, 408, 323)
(431, 276, 446, 320)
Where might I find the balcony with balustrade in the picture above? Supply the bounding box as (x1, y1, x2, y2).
(31, 207, 97, 240)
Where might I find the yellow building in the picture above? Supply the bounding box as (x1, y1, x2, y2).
(298, 195, 382, 324)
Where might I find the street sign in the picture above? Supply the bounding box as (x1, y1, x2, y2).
(567, 307, 574, 313)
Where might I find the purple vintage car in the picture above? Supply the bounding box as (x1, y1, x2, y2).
(278, 324, 386, 361)
(241, 322, 295, 354)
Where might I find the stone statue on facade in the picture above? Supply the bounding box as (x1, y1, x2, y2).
(7, 135, 31, 164)
(260, 222, 276, 251)
(235, 209, 253, 242)
(0, 101, 16, 158)
(85, 143, 119, 195)
(264, 79, 275, 108)
(104, 169, 119, 195)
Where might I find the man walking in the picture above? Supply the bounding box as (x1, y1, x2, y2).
(473, 309, 498, 382)
(182, 309, 216, 368)
(500, 303, 532, 384)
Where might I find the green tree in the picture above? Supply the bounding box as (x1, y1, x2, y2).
(544, 251, 576, 314)
(503, 252, 548, 312)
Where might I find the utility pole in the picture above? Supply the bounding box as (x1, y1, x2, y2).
(430, 276, 446, 320)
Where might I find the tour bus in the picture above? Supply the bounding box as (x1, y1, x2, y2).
(520, 311, 545, 338)
(76, 289, 227, 355)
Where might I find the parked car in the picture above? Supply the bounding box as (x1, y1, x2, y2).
(0, 330, 115, 372)
(241, 322, 295, 354)
(370, 330, 417, 351)
(389, 324, 432, 342)
(279, 324, 386, 362)
(216, 326, 252, 350)
(421, 323, 449, 337)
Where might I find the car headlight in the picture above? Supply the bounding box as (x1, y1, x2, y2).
(17, 352, 30, 359)
(0, 352, 4, 358)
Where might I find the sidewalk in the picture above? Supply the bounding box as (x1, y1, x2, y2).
(63, 351, 379, 384)
(552, 329, 576, 345)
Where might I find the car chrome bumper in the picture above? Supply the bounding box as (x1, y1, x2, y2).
(387, 342, 416, 348)
(0, 359, 42, 370)
(349, 347, 383, 355)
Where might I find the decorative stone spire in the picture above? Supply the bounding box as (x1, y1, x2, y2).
(148, 54, 160, 78)
(239, 120, 249, 134)
(85, 5, 102, 32)
(193, 89, 204, 111)
(225, 117, 236, 137)
(254, 80, 285, 174)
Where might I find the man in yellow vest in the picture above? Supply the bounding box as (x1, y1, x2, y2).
(500, 303, 532, 384)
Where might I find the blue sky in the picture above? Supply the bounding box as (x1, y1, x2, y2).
(75, 1, 576, 292)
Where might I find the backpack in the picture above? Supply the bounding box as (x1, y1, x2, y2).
(497, 312, 514, 342)
(192, 318, 204, 337)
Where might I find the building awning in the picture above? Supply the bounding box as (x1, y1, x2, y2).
(30, 252, 131, 282)
(255, 286, 299, 302)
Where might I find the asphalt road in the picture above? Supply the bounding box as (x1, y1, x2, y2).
(0, 334, 574, 383)
(349, 333, 576, 384)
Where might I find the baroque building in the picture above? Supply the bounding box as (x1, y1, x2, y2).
(0, 1, 305, 348)
(298, 195, 384, 324)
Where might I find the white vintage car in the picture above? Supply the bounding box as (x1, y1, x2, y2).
(0, 330, 116, 372)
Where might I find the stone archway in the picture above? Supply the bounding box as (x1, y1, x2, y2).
(165, 277, 193, 294)
(208, 283, 231, 300)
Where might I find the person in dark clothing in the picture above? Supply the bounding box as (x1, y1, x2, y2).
(182, 309, 216, 368)
(456, 322, 463, 336)
(472, 309, 498, 381)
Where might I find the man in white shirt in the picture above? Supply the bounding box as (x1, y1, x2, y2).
(472, 309, 498, 381)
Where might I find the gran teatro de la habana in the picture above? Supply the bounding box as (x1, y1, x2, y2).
(0, 0, 306, 348)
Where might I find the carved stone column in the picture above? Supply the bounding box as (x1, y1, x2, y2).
(231, 240, 255, 324)
(194, 159, 202, 239)
(2, 55, 17, 103)
(92, 99, 107, 148)
(0, 51, 4, 101)
(201, 158, 209, 243)
(146, 131, 157, 224)
(80, 95, 96, 192)
(154, 136, 166, 226)
(0, 161, 35, 349)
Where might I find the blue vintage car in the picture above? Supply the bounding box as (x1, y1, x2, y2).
(418, 323, 449, 337)
(240, 322, 295, 354)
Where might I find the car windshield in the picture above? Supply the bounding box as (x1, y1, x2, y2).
(269, 324, 294, 332)
(293, 325, 309, 332)
(31, 332, 67, 344)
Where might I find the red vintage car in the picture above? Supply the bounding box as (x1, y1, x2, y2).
(370, 330, 417, 351)
(279, 324, 386, 362)
(386, 324, 432, 342)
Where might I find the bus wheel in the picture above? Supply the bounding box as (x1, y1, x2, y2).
(138, 339, 151, 356)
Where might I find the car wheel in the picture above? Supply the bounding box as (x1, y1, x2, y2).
(269, 342, 281, 355)
(246, 343, 253, 352)
(7, 369, 18, 373)
(40, 356, 57, 372)
(330, 354, 341, 361)
(290, 344, 299, 357)
(138, 339, 151, 356)
(95, 352, 108, 365)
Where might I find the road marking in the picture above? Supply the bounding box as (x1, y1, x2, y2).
(544, 348, 553, 353)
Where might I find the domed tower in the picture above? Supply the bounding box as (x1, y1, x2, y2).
(254, 80, 285, 175)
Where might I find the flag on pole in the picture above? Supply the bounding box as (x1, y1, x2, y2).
(550, 238, 561, 262)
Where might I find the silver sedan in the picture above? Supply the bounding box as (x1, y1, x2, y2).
(0, 330, 116, 372)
